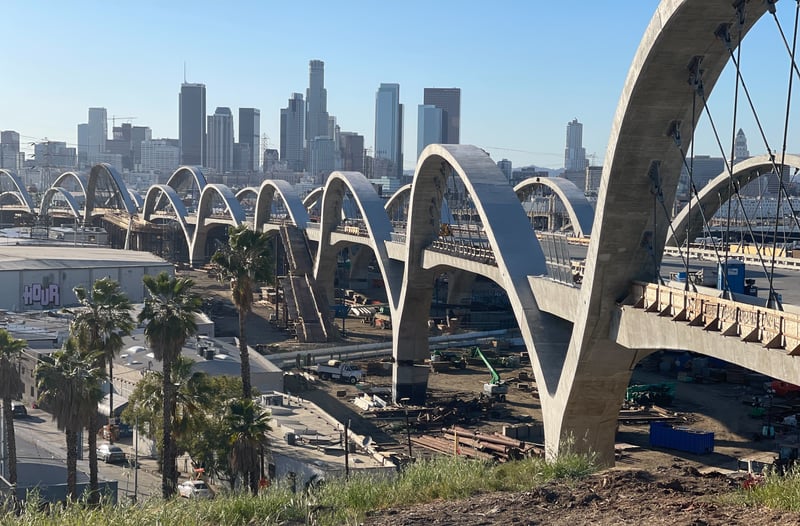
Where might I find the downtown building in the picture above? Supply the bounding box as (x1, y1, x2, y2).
(179, 82, 207, 166)
(0, 131, 22, 171)
(423, 87, 461, 144)
(374, 83, 403, 178)
(280, 93, 306, 172)
(207, 107, 234, 173)
(239, 108, 261, 172)
(563, 118, 588, 191)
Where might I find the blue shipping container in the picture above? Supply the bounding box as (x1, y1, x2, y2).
(649, 422, 714, 455)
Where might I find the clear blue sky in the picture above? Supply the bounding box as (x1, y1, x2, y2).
(2, 1, 798, 171)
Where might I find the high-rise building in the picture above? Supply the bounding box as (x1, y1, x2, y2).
(585, 165, 603, 196)
(564, 118, 587, 172)
(306, 60, 329, 146)
(131, 126, 152, 170)
(280, 93, 306, 172)
(239, 108, 260, 172)
(179, 82, 207, 166)
(263, 148, 279, 173)
(423, 88, 460, 144)
(497, 159, 513, 182)
(87, 107, 108, 164)
(77, 123, 89, 167)
(207, 107, 234, 173)
(735, 128, 750, 161)
(417, 104, 443, 158)
(0, 131, 20, 171)
(141, 139, 180, 173)
(339, 132, 364, 173)
(374, 83, 403, 178)
(310, 136, 335, 181)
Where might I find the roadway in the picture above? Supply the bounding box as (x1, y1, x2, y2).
(12, 408, 162, 501)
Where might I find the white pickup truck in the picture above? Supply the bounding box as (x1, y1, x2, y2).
(307, 359, 364, 384)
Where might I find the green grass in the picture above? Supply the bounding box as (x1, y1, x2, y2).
(0, 451, 597, 526)
(725, 466, 800, 512)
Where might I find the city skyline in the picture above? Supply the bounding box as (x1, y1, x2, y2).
(2, 1, 799, 171)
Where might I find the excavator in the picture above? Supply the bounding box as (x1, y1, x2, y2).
(474, 347, 508, 401)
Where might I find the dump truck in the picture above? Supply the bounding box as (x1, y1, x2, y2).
(306, 359, 363, 384)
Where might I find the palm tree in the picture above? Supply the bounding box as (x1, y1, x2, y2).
(211, 225, 273, 398)
(67, 278, 133, 503)
(226, 398, 271, 494)
(138, 271, 201, 499)
(0, 330, 26, 486)
(69, 278, 134, 430)
(36, 340, 104, 500)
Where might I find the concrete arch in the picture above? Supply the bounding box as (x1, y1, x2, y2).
(128, 189, 144, 211)
(39, 187, 83, 219)
(384, 184, 412, 219)
(190, 183, 246, 265)
(670, 153, 800, 246)
(85, 164, 137, 222)
(51, 171, 88, 200)
(394, 144, 548, 404)
(0, 169, 35, 212)
(559, 0, 773, 465)
(141, 184, 194, 252)
(253, 179, 310, 232)
(166, 166, 207, 195)
(314, 172, 403, 315)
(514, 177, 595, 237)
(303, 187, 324, 223)
(235, 186, 258, 202)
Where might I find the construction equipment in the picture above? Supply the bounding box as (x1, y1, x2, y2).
(474, 347, 508, 401)
(431, 349, 467, 369)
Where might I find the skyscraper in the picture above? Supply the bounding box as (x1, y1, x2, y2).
(339, 132, 364, 173)
(239, 108, 261, 172)
(77, 123, 89, 167)
(0, 131, 20, 171)
(280, 93, 306, 172)
(179, 82, 207, 166)
(306, 60, 329, 145)
(564, 118, 587, 172)
(417, 104, 443, 158)
(497, 158, 513, 182)
(87, 107, 108, 164)
(374, 83, 403, 178)
(423, 88, 461, 144)
(207, 107, 234, 173)
(734, 128, 750, 161)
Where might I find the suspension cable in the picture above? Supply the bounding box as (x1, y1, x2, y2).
(689, 58, 777, 301)
(719, 21, 800, 238)
(769, 0, 800, 308)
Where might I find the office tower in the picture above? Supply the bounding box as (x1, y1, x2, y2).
(585, 165, 603, 196)
(87, 107, 108, 164)
(564, 118, 588, 172)
(207, 107, 234, 173)
(280, 93, 305, 172)
(417, 104, 443, 158)
(141, 139, 180, 173)
(239, 108, 260, 172)
(735, 128, 749, 161)
(497, 159, 513, 182)
(233, 143, 252, 172)
(0, 130, 20, 170)
(33, 141, 76, 169)
(339, 132, 364, 172)
(374, 83, 403, 178)
(131, 126, 152, 169)
(77, 123, 89, 167)
(423, 88, 461, 144)
(310, 137, 335, 181)
(306, 60, 330, 145)
(179, 82, 207, 166)
(263, 148, 279, 173)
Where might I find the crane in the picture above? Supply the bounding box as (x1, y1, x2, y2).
(107, 116, 137, 128)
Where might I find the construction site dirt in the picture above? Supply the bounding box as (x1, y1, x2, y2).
(185, 268, 800, 523)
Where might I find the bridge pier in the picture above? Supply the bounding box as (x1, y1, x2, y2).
(392, 360, 430, 405)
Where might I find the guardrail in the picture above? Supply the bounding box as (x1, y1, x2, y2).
(628, 281, 800, 355)
(663, 246, 800, 270)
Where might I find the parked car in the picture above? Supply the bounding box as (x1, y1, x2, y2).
(11, 401, 27, 418)
(178, 480, 214, 499)
(97, 443, 126, 464)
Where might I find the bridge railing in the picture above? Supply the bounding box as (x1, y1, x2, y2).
(629, 281, 800, 355)
(429, 239, 497, 266)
